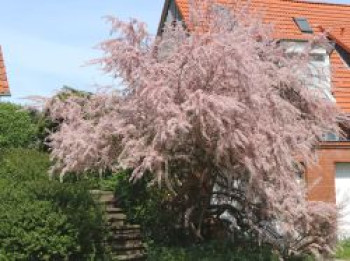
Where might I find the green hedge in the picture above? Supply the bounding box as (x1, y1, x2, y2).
(0, 103, 38, 148)
(0, 184, 79, 260)
(0, 148, 106, 260)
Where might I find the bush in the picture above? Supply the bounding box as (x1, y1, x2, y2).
(0, 103, 37, 148)
(27, 108, 55, 151)
(336, 239, 350, 259)
(0, 147, 50, 182)
(0, 184, 79, 260)
(148, 241, 316, 261)
(148, 240, 280, 261)
(0, 148, 106, 260)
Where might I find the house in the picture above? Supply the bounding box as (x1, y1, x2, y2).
(158, 0, 350, 235)
(0, 46, 10, 96)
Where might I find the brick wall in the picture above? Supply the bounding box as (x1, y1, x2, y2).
(306, 142, 350, 203)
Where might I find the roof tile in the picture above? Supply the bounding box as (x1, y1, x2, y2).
(0, 46, 10, 96)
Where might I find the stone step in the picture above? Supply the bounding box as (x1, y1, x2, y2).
(109, 224, 141, 232)
(110, 239, 145, 250)
(110, 246, 147, 256)
(91, 190, 114, 200)
(108, 233, 142, 242)
(112, 252, 147, 261)
(98, 196, 116, 204)
(107, 213, 127, 227)
(99, 201, 117, 208)
(110, 241, 146, 251)
(90, 189, 114, 196)
(107, 213, 127, 221)
(108, 220, 125, 227)
(105, 206, 124, 214)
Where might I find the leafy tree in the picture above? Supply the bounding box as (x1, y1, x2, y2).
(29, 86, 92, 151)
(44, 1, 347, 258)
(0, 102, 37, 148)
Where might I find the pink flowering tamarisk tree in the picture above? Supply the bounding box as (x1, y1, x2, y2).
(45, 0, 348, 258)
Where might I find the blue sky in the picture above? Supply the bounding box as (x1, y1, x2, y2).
(0, 0, 349, 104)
(0, 0, 164, 103)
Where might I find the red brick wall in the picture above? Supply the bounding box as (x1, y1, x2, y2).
(306, 142, 350, 203)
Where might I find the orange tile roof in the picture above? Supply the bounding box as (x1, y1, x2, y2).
(0, 46, 10, 96)
(172, 0, 350, 112)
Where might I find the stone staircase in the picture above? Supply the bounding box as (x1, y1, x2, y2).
(91, 190, 147, 261)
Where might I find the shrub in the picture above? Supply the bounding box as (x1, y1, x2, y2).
(336, 239, 350, 259)
(0, 183, 79, 260)
(0, 148, 106, 260)
(0, 147, 50, 182)
(0, 103, 37, 148)
(148, 241, 316, 261)
(27, 108, 55, 152)
(147, 240, 280, 261)
(30, 180, 106, 259)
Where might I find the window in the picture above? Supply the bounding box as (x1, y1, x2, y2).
(308, 48, 334, 101)
(310, 53, 326, 63)
(296, 162, 305, 185)
(323, 133, 340, 141)
(282, 41, 334, 102)
(293, 17, 313, 34)
(323, 124, 350, 142)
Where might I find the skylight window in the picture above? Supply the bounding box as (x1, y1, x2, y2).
(293, 17, 313, 34)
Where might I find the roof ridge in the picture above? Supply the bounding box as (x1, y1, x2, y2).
(282, 0, 350, 7)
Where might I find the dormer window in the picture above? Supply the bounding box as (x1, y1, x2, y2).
(308, 48, 334, 101)
(293, 17, 313, 34)
(283, 41, 334, 102)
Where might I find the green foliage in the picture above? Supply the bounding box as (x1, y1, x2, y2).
(148, 240, 280, 261)
(336, 239, 350, 259)
(99, 170, 186, 246)
(0, 148, 106, 260)
(0, 147, 50, 182)
(27, 108, 56, 152)
(0, 103, 37, 148)
(0, 185, 79, 260)
(30, 181, 106, 259)
(56, 86, 92, 101)
(148, 241, 316, 261)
